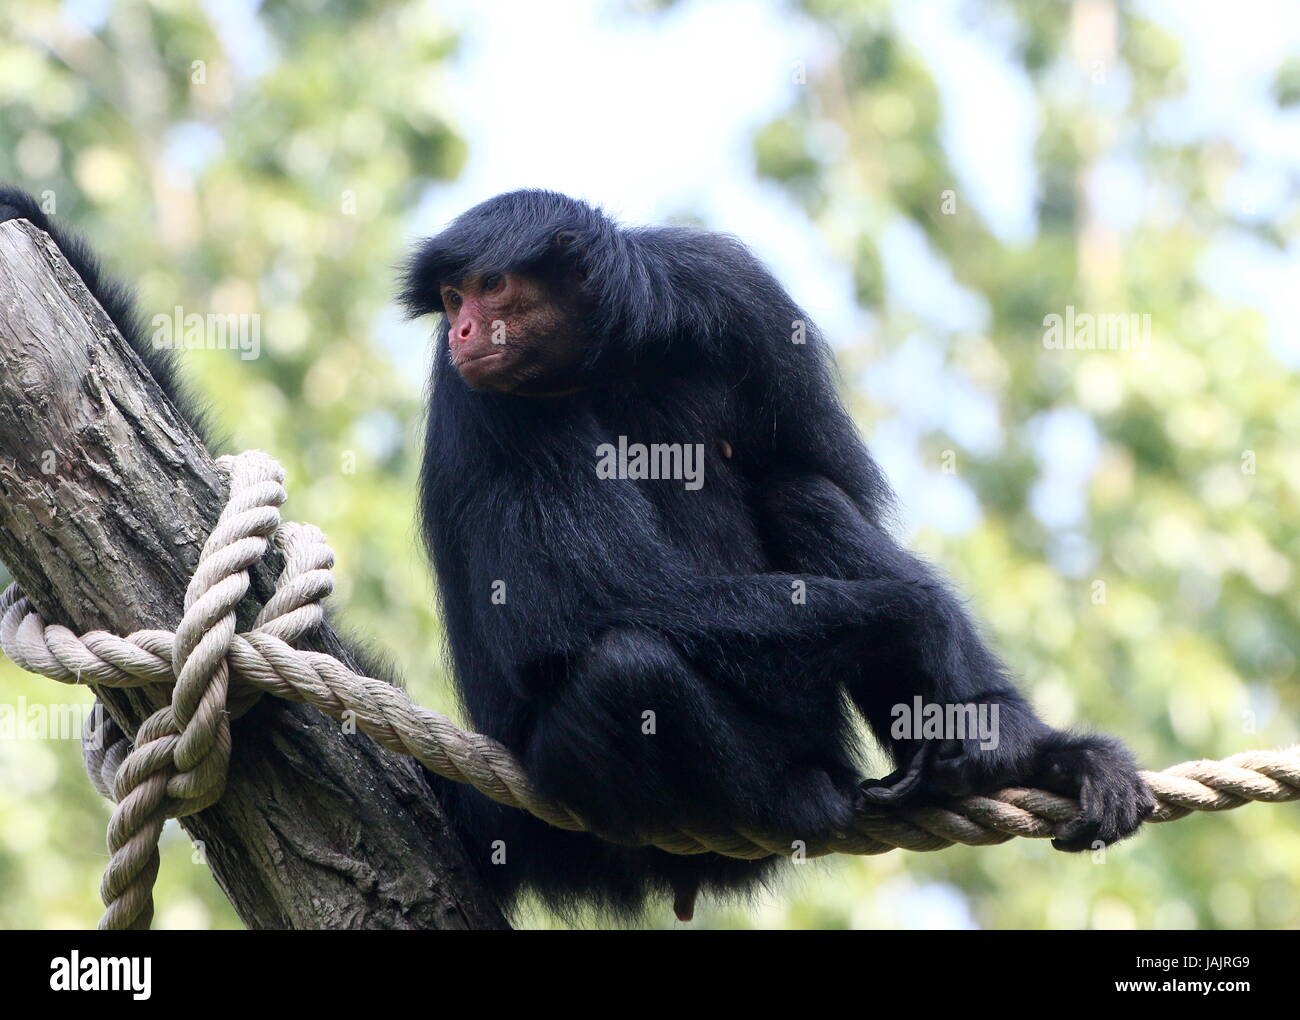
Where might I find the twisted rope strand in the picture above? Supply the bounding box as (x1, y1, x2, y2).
(1, 451, 1296, 927)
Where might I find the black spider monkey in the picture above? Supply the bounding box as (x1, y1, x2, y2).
(1, 185, 1153, 923)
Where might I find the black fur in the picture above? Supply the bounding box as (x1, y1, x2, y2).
(0, 185, 1154, 924)
(401, 190, 1155, 920)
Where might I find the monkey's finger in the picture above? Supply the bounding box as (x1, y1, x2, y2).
(858, 743, 935, 805)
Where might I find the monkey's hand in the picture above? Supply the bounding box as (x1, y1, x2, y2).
(857, 735, 1018, 807)
(1027, 731, 1156, 851)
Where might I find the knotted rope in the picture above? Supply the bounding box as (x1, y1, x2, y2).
(1, 451, 1297, 929)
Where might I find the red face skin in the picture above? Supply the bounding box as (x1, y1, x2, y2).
(441, 271, 584, 396)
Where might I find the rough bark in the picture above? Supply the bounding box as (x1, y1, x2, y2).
(0, 217, 508, 930)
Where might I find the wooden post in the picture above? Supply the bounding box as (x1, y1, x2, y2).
(0, 218, 507, 930)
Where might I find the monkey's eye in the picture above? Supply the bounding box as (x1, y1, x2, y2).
(554, 230, 578, 248)
(444, 290, 462, 311)
(482, 273, 505, 292)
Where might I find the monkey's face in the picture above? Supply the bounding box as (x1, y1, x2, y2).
(440, 271, 586, 396)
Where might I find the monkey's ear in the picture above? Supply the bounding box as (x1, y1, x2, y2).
(552, 230, 589, 284)
(399, 240, 446, 318)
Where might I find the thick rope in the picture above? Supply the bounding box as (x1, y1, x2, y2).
(1, 451, 1296, 928)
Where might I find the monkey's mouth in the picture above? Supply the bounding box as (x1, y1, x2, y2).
(454, 347, 506, 367)
(453, 346, 516, 389)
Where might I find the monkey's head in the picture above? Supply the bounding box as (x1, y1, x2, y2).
(401, 190, 614, 396)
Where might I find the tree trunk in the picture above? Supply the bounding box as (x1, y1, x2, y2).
(0, 217, 508, 930)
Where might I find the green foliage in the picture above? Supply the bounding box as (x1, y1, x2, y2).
(1275, 55, 1300, 107)
(737, 0, 1300, 930)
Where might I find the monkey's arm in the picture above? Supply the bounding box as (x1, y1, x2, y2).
(750, 466, 1154, 848)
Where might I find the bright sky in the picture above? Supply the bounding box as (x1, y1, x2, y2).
(418, 0, 852, 329)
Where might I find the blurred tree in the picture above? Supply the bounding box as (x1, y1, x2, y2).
(738, 0, 1300, 929)
(0, 0, 464, 929)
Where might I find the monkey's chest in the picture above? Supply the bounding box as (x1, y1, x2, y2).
(628, 445, 768, 574)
